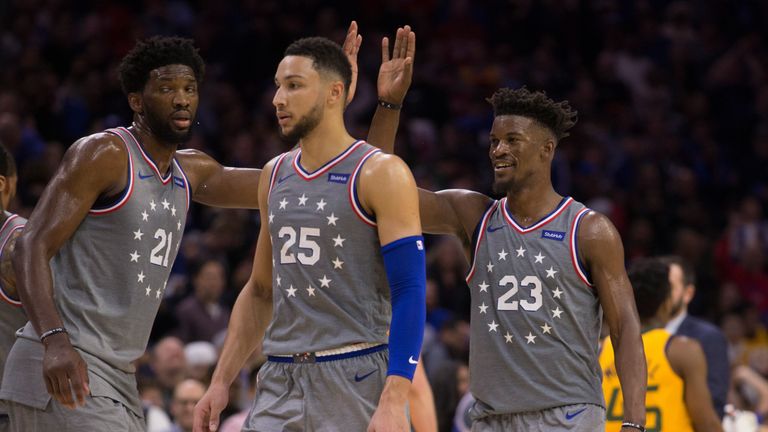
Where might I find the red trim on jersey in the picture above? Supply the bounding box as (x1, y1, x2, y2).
(348, 148, 380, 227)
(173, 158, 192, 212)
(268, 152, 290, 201)
(465, 201, 498, 283)
(501, 196, 574, 234)
(89, 129, 135, 215)
(120, 127, 173, 185)
(292, 140, 365, 181)
(0, 224, 24, 307)
(569, 207, 594, 288)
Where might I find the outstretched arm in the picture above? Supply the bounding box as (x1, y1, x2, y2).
(193, 158, 276, 432)
(579, 212, 646, 430)
(177, 149, 261, 209)
(367, 25, 415, 153)
(668, 337, 724, 432)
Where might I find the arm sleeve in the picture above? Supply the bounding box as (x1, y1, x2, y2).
(381, 235, 426, 380)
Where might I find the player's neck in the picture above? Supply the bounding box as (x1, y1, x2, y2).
(297, 120, 354, 171)
(130, 121, 177, 175)
(504, 182, 561, 224)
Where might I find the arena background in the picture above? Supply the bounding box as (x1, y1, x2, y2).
(2, 0, 768, 430)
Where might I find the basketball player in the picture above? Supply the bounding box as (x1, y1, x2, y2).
(0, 24, 416, 432)
(601, 258, 723, 432)
(194, 36, 424, 432)
(385, 87, 647, 431)
(0, 143, 25, 432)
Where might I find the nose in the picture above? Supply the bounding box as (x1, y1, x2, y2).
(273, 86, 285, 109)
(173, 89, 190, 108)
(490, 140, 509, 158)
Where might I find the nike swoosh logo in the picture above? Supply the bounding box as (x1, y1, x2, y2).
(565, 407, 588, 420)
(408, 356, 418, 365)
(487, 225, 506, 233)
(354, 369, 377, 382)
(277, 173, 295, 184)
(138, 171, 154, 180)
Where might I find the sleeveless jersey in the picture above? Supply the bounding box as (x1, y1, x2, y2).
(0, 211, 27, 389)
(601, 329, 693, 432)
(17, 126, 189, 412)
(466, 197, 603, 415)
(264, 140, 390, 355)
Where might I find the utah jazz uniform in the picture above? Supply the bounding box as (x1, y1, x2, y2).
(245, 140, 392, 431)
(0, 127, 189, 431)
(601, 328, 693, 432)
(0, 212, 26, 431)
(466, 197, 605, 431)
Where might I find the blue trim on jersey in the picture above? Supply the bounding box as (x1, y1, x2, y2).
(266, 344, 388, 363)
(503, 196, 570, 231)
(382, 235, 426, 380)
(294, 140, 362, 178)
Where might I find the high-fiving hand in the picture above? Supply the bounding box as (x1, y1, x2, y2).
(378, 25, 415, 105)
(342, 21, 363, 106)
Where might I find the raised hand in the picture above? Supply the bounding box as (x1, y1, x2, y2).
(342, 20, 363, 106)
(42, 332, 90, 409)
(378, 25, 416, 105)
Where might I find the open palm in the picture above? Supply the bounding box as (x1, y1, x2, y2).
(378, 25, 415, 105)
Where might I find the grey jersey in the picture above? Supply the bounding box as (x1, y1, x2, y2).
(263, 140, 390, 355)
(0, 212, 27, 388)
(16, 126, 189, 413)
(466, 197, 603, 415)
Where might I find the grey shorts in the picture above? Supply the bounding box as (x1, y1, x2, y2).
(243, 347, 389, 432)
(471, 403, 605, 432)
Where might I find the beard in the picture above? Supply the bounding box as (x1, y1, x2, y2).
(280, 103, 323, 142)
(144, 106, 194, 145)
(668, 298, 685, 318)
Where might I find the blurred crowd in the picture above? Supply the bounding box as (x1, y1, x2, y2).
(3, 0, 768, 430)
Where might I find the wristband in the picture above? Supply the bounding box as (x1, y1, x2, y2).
(40, 327, 67, 342)
(378, 99, 402, 110)
(621, 422, 646, 431)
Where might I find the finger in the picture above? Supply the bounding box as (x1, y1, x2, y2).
(44, 373, 55, 397)
(343, 21, 358, 53)
(209, 405, 221, 432)
(403, 57, 413, 78)
(193, 403, 208, 432)
(56, 373, 74, 408)
(399, 25, 411, 59)
(405, 28, 416, 62)
(72, 367, 88, 407)
(381, 37, 390, 63)
(392, 27, 403, 59)
(355, 34, 362, 55)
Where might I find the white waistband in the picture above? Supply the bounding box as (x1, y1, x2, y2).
(272, 342, 382, 358)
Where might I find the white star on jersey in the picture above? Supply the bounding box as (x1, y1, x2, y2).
(552, 287, 564, 299)
(534, 252, 545, 263)
(137, 272, 145, 283)
(319, 275, 331, 288)
(269, 213, 274, 224)
(171, 206, 177, 216)
(525, 332, 537, 344)
(504, 332, 514, 343)
(488, 321, 499, 332)
(332, 234, 345, 247)
(298, 194, 308, 206)
(133, 229, 143, 240)
(155, 288, 162, 299)
(316, 199, 327, 211)
(546, 266, 558, 279)
(552, 307, 563, 319)
(286, 285, 297, 297)
(332, 257, 344, 269)
(478, 303, 488, 314)
(306, 285, 316, 296)
(515, 246, 526, 257)
(478, 281, 489, 292)
(150, 200, 157, 211)
(145, 286, 151, 296)
(326, 213, 338, 226)
(541, 323, 552, 334)
(141, 211, 149, 222)
(177, 220, 182, 231)
(276, 275, 281, 286)
(486, 262, 494, 272)
(279, 198, 288, 210)
(162, 199, 170, 210)
(130, 251, 140, 262)
(498, 249, 508, 260)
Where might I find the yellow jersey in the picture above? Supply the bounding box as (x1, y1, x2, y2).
(599, 329, 693, 432)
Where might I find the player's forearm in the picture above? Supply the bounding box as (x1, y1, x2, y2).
(13, 233, 65, 336)
(613, 320, 647, 425)
(379, 375, 411, 407)
(367, 105, 401, 154)
(211, 283, 272, 386)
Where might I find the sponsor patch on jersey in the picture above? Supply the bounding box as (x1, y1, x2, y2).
(173, 176, 186, 188)
(327, 173, 350, 184)
(542, 230, 566, 241)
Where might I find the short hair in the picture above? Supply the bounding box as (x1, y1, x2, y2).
(659, 255, 696, 286)
(284, 37, 351, 97)
(118, 36, 205, 95)
(487, 87, 578, 140)
(0, 142, 16, 177)
(627, 258, 671, 320)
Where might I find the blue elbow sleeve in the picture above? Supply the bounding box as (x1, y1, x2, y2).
(381, 235, 426, 380)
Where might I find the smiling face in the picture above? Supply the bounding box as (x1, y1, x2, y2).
(135, 64, 199, 145)
(272, 55, 329, 142)
(489, 115, 555, 194)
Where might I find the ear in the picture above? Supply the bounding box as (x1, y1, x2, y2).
(327, 80, 345, 107)
(683, 284, 696, 304)
(127, 92, 144, 115)
(541, 139, 556, 160)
